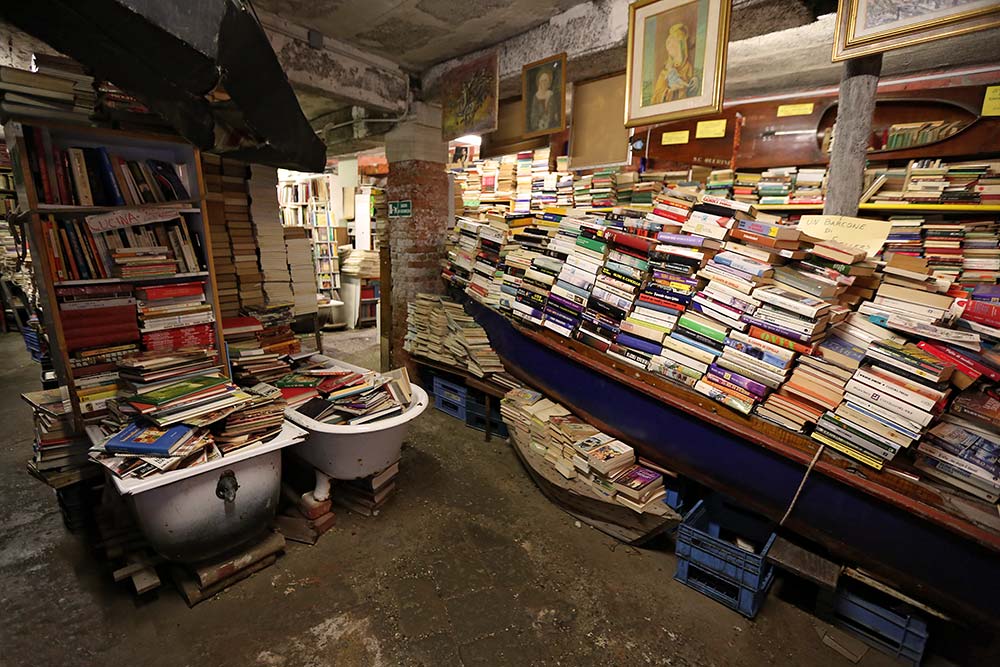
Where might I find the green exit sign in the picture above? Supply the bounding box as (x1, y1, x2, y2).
(388, 200, 412, 217)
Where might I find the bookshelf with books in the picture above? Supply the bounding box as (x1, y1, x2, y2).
(277, 171, 343, 299)
(5, 119, 225, 427)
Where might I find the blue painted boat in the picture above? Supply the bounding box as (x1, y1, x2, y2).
(467, 300, 1000, 627)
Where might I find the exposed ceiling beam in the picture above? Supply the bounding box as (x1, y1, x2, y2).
(256, 9, 410, 117)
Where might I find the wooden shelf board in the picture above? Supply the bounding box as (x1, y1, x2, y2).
(33, 201, 199, 215)
(54, 271, 209, 287)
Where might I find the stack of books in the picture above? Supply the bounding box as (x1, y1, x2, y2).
(334, 460, 400, 516)
(248, 165, 294, 306)
(443, 216, 481, 288)
(465, 220, 506, 309)
(903, 160, 950, 204)
(555, 173, 575, 207)
(31, 54, 96, 116)
(757, 167, 795, 205)
(790, 168, 826, 204)
(733, 172, 761, 205)
(0, 64, 93, 123)
(615, 171, 638, 206)
(513, 150, 533, 214)
(445, 308, 506, 377)
(57, 283, 139, 355)
(22, 388, 91, 479)
(883, 217, 924, 257)
(631, 181, 657, 208)
(573, 174, 593, 209)
(134, 281, 214, 352)
(242, 304, 300, 356)
(590, 169, 618, 208)
(921, 219, 965, 281)
(812, 340, 954, 469)
(646, 190, 694, 233)
(962, 220, 1000, 283)
(589, 230, 655, 367)
(224, 316, 290, 385)
(284, 226, 318, 316)
(203, 154, 239, 317)
(212, 384, 286, 453)
(915, 390, 1000, 502)
(293, 366, 411, 426)
(530, 148, 554, 210)
(704, 169, 734, 199)
(542, 217, 603, 340)
(404, 295, 462, 367)
(500, 388, 668, 513)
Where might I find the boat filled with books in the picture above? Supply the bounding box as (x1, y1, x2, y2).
(442, 192, 1000, 624)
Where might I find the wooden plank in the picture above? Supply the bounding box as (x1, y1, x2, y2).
(843, 568, 950, 621)
(172, 554, 277, 607)
(191, 531, 285, 589)
(767, 536, 842, 590)
(131, 567, 160, 594)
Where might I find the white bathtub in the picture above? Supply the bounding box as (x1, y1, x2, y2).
(284, 355, 429, 480)
(108, 421, 307, 563)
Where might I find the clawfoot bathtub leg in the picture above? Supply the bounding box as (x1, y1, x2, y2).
(311, 470, 332, 502)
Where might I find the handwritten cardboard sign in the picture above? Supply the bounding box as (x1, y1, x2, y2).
(85, 207, 184, 233)
(796, 214, 892, 258)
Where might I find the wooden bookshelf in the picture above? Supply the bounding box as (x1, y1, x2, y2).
(5, 118, 225, 425)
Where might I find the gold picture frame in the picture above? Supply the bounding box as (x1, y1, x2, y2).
(832, 0, 1000, 61)
(522, 53, 567, 139)
(624, 0, 731, 128)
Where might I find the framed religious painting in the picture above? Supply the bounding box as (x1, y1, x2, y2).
(833, 0, 1000, 61)
(522, 53, 567, 138)
(624, 0, 732, 128)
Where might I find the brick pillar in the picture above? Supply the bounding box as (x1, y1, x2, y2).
(384, 103, 451, 374)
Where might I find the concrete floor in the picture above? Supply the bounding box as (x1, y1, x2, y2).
(0, 329, 906, 667)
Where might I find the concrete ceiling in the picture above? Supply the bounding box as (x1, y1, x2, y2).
(252, 0, 592, 70)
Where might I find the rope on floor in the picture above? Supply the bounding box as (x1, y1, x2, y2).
(779, 443, 826, 527)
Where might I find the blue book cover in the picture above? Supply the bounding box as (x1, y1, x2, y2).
(615, 331, 663, 356)
(105, 423, 193, 456)
(96, 148, 126, 206)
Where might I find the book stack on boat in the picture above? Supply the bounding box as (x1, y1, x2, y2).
(916, 391, 1000, 502)
(592, 230, 657, 368)
(500, 387, 668, 514)
(812, 340, 953, 470)
(962, 221, 1000, 284)
(545, 215, 606, 337)
(465, 216, 506, 308)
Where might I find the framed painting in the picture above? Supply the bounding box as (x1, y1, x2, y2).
(624, 0, 731, 128)
(833, 0, 1000, 61)
(440, 52, 499, 141)
(522, 53, 567, 138)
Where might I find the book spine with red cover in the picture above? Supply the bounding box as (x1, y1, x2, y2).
(961, 299, 1000, 328)
(749, 325, 819, 355)
(31, 127, 54, 204)
(602, 229, 657, 254)
(917, 341, 997, 382)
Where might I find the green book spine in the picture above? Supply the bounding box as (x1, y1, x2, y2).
(678, 315, 727, 343)
(576, 236, 607, 254)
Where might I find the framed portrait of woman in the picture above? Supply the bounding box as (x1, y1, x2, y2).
(832, 0, 1000, 61)
(522, 53, 567, 138)
(624, 0, 732, 128)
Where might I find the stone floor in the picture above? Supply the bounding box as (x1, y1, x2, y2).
(0, 329, 914, 666)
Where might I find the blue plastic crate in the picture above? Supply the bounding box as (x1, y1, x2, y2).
(432, 376, 466, 405)
(675, 497, 776, 590)
(433, 393, 467, 421)
(675, 556, 774, 619)
(465, 411, 509, 437)
(831, 587, 928, 666)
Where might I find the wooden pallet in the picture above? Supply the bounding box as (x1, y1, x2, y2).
(170, 532, 286, 607)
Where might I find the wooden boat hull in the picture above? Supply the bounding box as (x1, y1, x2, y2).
(507, 428, 679, 546)
(468, 301, 1000, 627)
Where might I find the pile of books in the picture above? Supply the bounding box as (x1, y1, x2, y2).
(293, 366, 412, 426)
(242, 303, 300, 356)
(812, 340, 953, 470)
(790, 168, 826, 204)
(500, 388, 668, 513)
(590, 169, 618, 208)
(883, 216, 923, 256)
(224, 162, 267, 311)
(224, 316, 291, 385)
(757, 167, 795, 205)
(513, 150, 533, 214)
(334, 460, 401, 516)
(202, 154, 239, 317)
(465, 217, 506, 309)
(916, 391, 1000, 502)
(704, 169, 734, 199)
(442, 216, 481, 288)
(445, 308, 505, 377)
(284, 226, 318, 315)
(212, 383, 286, 453)
(0, 62, 93, 123)
(22, 388, 91, 481)
(733, 172, 761, 205)
(136, 280, 215, 352)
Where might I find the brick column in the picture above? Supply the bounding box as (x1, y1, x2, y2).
(384, 103, 451, 374)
